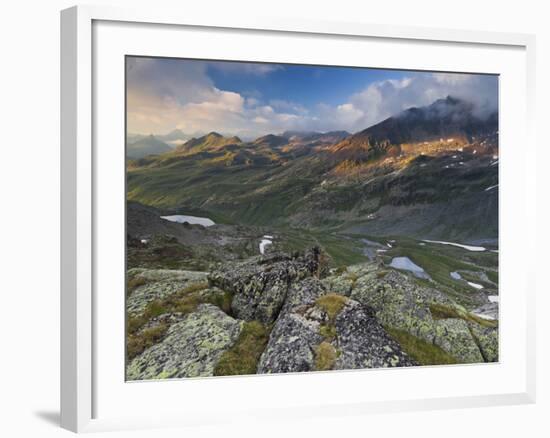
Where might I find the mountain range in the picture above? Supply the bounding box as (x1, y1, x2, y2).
(127, 96, 498, 241)
(127, 129, 194, 159)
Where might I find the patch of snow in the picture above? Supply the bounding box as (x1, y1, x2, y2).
(485, 184, 498, 192)
(491, 160, 499, 166)
(386, 243, 393, 248)
(422, 239, 486, 252)
(377, 249, 388, 253)
(140, 239, 149, 244)
(491, 249, 499, 253)
(467, 281, 484, 290)
(160, 215, 215, 227)
(263, 235, 274, 239)
(452, 155, 458, 159)
(389, 239, 396, 243)
(488, 295, 499, 303)
(492, 155, 498, 160)
(450, 271, 462, 280)
(473, 313, 496, 321)
(259, 238, 272, 255)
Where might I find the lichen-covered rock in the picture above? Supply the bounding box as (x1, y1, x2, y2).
(334, 301, 417, 369)
(208, 248, 325, 324)
(257, 278, 326, 373)
(350, 267, 447, 343)
(126, 268, 208, 316)
(126, 304, 242, 380)
(257, 312, 324, 373)
(333, 262, 493, 365)
(258, 277, 416, 373)
(433, 318, 484, 363)
(468, 322, 499, 362)
(321, 272, 355, 297)
(281, 277, 326, 313)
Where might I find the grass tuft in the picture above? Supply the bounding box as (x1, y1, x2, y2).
(127, 323, 168, 361)
(385, 327, 457, 365)
(316, 293, 348, 321)
(126, 275, 148, 297)
(126, 280, 214, 336)
(314, 341, 337, 371)
(319, 324, 337, 341)
(214, 321, 271, 376)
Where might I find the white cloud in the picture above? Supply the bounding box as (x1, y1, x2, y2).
(341, 72, 498, 131)
(127, 57, 498, 139)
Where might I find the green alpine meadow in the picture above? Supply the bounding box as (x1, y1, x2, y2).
(125, 57, 499, 380)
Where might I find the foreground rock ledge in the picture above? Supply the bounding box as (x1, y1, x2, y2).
(258, 278, 417, 373)
(126, 304, 242, 380)
(126, 251, 497, 379)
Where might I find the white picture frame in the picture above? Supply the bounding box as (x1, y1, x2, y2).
(60, 4, 536, 433)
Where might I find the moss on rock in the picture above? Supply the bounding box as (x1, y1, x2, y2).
(315, 342, 337, 371)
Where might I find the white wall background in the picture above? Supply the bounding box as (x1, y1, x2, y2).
(0, 0, 547, 436)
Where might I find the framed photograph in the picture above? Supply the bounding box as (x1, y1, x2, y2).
(61, 5, 536, 433)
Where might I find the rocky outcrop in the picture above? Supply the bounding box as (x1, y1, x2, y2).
(126, 250, 497, 380)
(257, 279, 326, 373)
(350, 266, 447, 343)
(258, 278, 416, 373)
(468, 323, 499, 362)
(126, 268, 208, 316)
(334, 301, 416, 369)
(345, 262, 496, 363)
(433, 318, 484, 363)
(126, 304, 242, 380)
(208, 248, 326, 324)
(257, 311, 325, 373)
